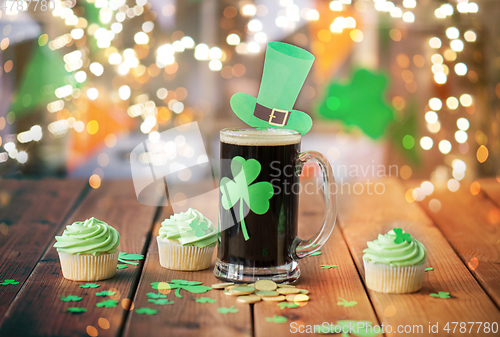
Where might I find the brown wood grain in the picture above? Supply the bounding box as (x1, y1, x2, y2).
(0, 179, 87, 318)
(253, 180, 381, 336)
(338, 178, 500, 336)
(0, 180, 158, 337)
(405, 180, 500, 308)
(479, 178, 500, 208)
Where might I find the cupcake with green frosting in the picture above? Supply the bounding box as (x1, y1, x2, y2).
(54, 217, 120, 281)
(157, 208, 217, 271)
(363, 228, 427, 293)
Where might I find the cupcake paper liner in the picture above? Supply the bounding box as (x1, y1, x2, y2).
(363, 259, 427, 294)
(57, 250, 119, 281)
(157, 236, 214, 271)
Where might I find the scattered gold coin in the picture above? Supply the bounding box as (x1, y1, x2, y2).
(229, 286, 256, 295)
(277, 284, 296, 288)
(225, 284, 247, 291)
(255, 280, 277, 291)
(255, 290, 279, 297)
(262, 295, 286, 302)
(247, 283, 255, 287)
(212, 282, 234, 289)
(286, 294, 309, 302)
(277, 288, 301, 295)
(237, 295, 261, 303)
(223, 290, 238, 296)
(298, 289, 309, 295)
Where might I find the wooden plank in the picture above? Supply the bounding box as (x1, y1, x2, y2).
(479, 178, 500, 208)
(338, 178, 500, 336)
(254, 179, 381, 336)
(0, 180, 159, 337)
(123, 187, 253, 337)
(405, 180, 500, 308)
(0, 179, 87, 318)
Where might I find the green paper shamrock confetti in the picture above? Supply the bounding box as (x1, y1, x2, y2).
(278, 302, 299, 309)
(337, 298, 358, 307)
(189, 220, 209, 237)
(67, 307, 87, 314)
(425, 267, 433, 272)
(79, 283, 100, 288)
(60, 295, 82, 302)
(96, 291, 117, 297)
(118, 252, 145, 265)
(135, 307, 158, 315)
(147, 292, 167, 299)
(96, 299, 118, 308)
(117, 264, 128, 269)
(220, 156, 274, 241)
(393, 228, 412, 244)
(318, 68, 394, 140)
(320, 265, 339, 269)
(218, 306, 239, 314)
(0, 279, 19, 285)
(265, 315, 288, 324)
(148, 299, 174, 305)
(195, 297, 216, 303)
(316, 320, 379, 336)
(430, 292, 450, 299)
(309, 251, 322, 256)
(154, 280, 211, 298)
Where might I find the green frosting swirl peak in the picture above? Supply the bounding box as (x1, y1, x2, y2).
(54, 217, 120, 256)
(159, 208, 217, 248)
(363, 229, 426, 267)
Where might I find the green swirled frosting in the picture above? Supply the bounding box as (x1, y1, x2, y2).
(363, 229, 426, 267)
(54, 217, 120, 256)
(159, 208, 217, 248)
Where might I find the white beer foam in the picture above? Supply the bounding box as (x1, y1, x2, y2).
(221, 128, 301, 146)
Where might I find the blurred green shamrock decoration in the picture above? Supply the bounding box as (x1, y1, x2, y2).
(148, 299, 174, 305)
(309, 251, 322, 256)
(218, 306, 239, 314)
(118, 252, 144, 265)
(195, 297, 216, 303)
(135, 307, 158, 315)
(320, 265, 339, 269)
(147, 292, 167, 299)
(316, 320, 379, 336)
(96, 300, 118, 308)
(337, 298, 358, 307)
(430, 292, 450, 299)
(0, 279, 19, 285)
(189, 220, 209, 237)
(425, 267, 433, 272)
(117, 264, 128, 269)
(80, 283, 100, 288)
(220, 156, 274, 241)
(152, 280, 211, 298)
(265, 315, 288, 324)
(96, 291, 116, 297)
(393, 228, 412, 244)
(60, 295, 82, 302)
(278, 302, 299, 309)
(67, 307, 87, 314)
(318, 69, 394, 139)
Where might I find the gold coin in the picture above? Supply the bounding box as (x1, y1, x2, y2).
(286, 294, 309, 302)
(225, 284, 247, 291)
(229, 286, 255, 295)
(255, 290, 279, 297)
(223, 290, 238, 296)
(254, 280, 277, 291)
(298, 289, 309, 295)
(277, 288, 301, 295)
(262, 295, 286, 302)
(247, 283, 256, 287)
(277, 284, 296, 288)
(237, 295, 261, 303)
(212, 282, 234, 289)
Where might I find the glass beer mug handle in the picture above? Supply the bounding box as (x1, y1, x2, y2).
(292, 151, 337, 260)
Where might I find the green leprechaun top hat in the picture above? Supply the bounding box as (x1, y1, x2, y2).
(230, 42, 315, 135)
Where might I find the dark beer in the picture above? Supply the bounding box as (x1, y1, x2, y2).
(218, 128, 301, 268)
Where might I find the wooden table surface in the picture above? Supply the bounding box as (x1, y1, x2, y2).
(0, 178, 499, 337)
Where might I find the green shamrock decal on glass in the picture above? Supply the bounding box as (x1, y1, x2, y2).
(67, 307, 87, 314)
(60, 295, 82, 302)
(135, 307, 158, 315)
(0, 279, 19, 285)
(320, 265, 339, 269)
(79, 283, 100, 288)
(148, 299, 174, 305)
(118, 252, 144, 265)
(265, 315, 288, 324)
(278, 302, 299, 309)
(220, 156, 274, 241)
(96, 290, 116, 297)
(189, 220, 209, 237)
(430, 292, 450, 299)
(195, 297, 216, 303)
(153, 280, 211, 298)
(337, 298, 358, 307)
(217, 306, 239, 314)
(147, 292, 167, 299)
(117, 264, 128, 269)
(425, 267, 433, 272)
(393, 228, 412, 244)
(96, 299, 118, 308)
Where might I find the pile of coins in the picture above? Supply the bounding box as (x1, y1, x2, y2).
(211, 280, 310, 304)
